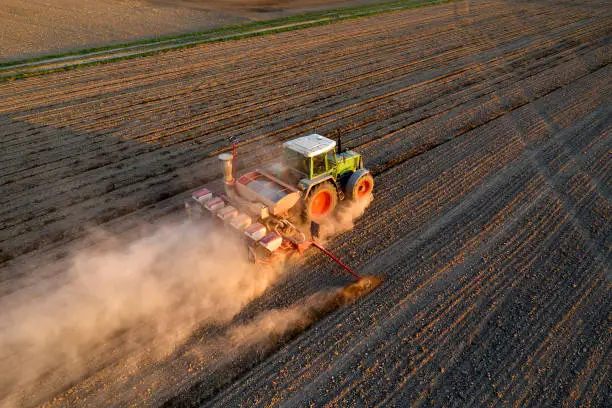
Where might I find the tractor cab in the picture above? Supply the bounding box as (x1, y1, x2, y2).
(283, 134, 362, 181)
(283, 134, 336, 179)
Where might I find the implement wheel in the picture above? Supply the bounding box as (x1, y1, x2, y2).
(304, 182, 338, 222)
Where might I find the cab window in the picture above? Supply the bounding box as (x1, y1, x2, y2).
(284, 149, 309, 175)
(312, 154, 327, 176)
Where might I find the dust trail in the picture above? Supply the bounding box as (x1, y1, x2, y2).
(161, 276, 382, 407)
(0, 221, 282, 408)
(227, 276, 381, 348)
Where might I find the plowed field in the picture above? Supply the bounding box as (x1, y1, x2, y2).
(0, 0, 610, 407)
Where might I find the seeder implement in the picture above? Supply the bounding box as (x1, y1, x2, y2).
(185, 134, 380, 289)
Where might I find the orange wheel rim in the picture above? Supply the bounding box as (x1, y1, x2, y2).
(311, 191, 332, 216)
(357, 179, 372, 198)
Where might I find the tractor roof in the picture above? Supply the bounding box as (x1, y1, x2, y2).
(283, 134, 336, 157)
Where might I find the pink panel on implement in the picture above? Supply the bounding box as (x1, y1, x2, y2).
(259, 232, 283, 252)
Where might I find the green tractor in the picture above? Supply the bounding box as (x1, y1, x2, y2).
(274, 134, 374, 222)
(186, 133, 373, 261)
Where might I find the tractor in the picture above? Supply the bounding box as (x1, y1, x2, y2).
(272, 133, 374, 222)
(185, 133, 374, 265)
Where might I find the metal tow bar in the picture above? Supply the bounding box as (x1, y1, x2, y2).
(311, 241, 362, 281)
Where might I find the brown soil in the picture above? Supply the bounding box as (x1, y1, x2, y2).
(0, 0, 610, 406)
(149, 0, 383, 11)
(0, 0, 386, 63)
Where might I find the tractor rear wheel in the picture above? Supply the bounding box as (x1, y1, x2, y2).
(304, 182, 338, 222)
(345, 170, 374, 201)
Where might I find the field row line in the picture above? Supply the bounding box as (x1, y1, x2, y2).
(0, 39, 592, 223)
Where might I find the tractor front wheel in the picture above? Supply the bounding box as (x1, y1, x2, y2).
(304, 182, 338, 222)
(345, 170, 374, 201)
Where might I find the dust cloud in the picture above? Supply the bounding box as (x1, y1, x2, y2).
(0, 193, 374, 407)
(320, 193, 373, 239)
(0, 221, 281, 407)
